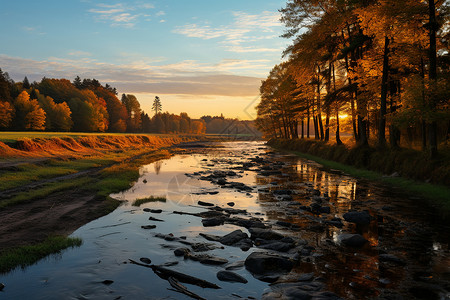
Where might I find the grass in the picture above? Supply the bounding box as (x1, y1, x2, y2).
(0, 236, 82, 273)
(0, 177, 92, 209)
(133, 196, 166, 206)
(284, 148, 450, 217)
(0, 132, 168, 143)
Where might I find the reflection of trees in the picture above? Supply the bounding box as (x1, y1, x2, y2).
(250, 152, 446, 298)
(154, 160, 162, 175)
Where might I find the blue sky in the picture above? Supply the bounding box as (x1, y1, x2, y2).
(0, 0, 288, 119)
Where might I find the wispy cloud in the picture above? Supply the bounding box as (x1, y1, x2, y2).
(88, 2, 155, 28)
(0, 54, 268, 96)
(174, 11, 282, 53)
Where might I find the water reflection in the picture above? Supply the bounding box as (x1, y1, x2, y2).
(1, 141, 449, 299)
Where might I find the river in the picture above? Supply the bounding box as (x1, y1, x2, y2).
(1, 141, 449, 299)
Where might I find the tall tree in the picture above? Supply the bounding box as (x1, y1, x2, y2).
(152, 96, 162, 115)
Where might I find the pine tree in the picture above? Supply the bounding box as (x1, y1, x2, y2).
(152, 96, 162, 115)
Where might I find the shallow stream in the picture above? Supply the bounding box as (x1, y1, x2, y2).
(1, 141, 449, 299)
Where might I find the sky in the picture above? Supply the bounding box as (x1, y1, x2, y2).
(0, 0, 289, 120)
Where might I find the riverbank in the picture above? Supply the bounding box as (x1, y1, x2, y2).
(268, 138, 450, 216)
(0, 134, 204, 272)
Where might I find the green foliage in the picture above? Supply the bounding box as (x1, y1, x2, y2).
(0, 236, 82, 273)
(133, 196, 166, 206)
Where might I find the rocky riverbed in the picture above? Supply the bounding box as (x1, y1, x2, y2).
(1, 141, 449, 299)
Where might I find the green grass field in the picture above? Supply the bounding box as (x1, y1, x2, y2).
(0, 132, 169, 143)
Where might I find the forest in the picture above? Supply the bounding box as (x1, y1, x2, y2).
(0, 70, 256, 136)
(256, 0, 450, 156)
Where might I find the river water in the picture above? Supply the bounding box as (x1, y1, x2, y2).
(1, 141, 449, 299)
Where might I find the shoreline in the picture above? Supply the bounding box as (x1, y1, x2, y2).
(268, 139, 450, 217)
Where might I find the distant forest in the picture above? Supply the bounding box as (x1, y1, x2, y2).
(0, 69, 258, 136)
(256, 0, 450, 156)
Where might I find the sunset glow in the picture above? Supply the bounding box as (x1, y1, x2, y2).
(0, 0, 287, 119)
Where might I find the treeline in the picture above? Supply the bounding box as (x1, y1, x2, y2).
(256, 0, 450, 156)
(201, 115, 261, 136)
(0, 70, 205, 134)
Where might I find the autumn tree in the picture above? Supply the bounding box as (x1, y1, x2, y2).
(0, 101, 14, 128)
(121, 94, 142, 132)
(13, 91, 46, 131)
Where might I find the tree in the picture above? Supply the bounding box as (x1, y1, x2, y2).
(23, 76, 30, 89)
(13, 91, 46, 131)
(152, 96, 162, 115)
(0, 101, 14, 128)
(38, 92, 72, 131)
(121, 94, 142, 132)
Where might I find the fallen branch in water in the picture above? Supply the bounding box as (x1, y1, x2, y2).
(168, 277, 206, 300)
(128, 259, 221, 289)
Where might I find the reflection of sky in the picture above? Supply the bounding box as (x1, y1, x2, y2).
(2, 141, 450, 300)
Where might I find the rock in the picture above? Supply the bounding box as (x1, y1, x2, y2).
(225, 260, 245, 270)
(245, 252, 293, 275)
(141, 225, 156, 229)
(217, 178, 227, 185)
(256, 240, 295, 252)
(217, 270, 248, 283)
(102, 280, 114, 285)
(148, 216, 164, 222)
(276, 221, 293, 228)
(227, 202, 235, 207)
(249, 228, 284, 240)
(139, 257, 152, 264)
(174, 248, 190, 257)
(220, 230, 249, 246)
(199, 233, 221, 242)
(188, 254, 228, 265)
(198, 201, 215, 207)
(0, 283, 4, 291)
(343, 211, 372, 225)
(202, 217, 225, 227)
(297, 273, 315, 281)
(149, 209, 162, 214)
(191, 242, 223, 252)
(337, 234, 368, 247)
(320, 206, 331, 214)
(379, 254, 406, 265)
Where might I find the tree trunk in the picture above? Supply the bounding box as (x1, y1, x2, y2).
(314, 115, 319, 140)
(301, 118, 304, 139)
(379, 36, 390, 147)
(319, 115, 324, 140)
(358, 116, 368, 146)
(336, 105, 342, 145)
(325, 112, 330, 142)
(428, 0, 438, 157)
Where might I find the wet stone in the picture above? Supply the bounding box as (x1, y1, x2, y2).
(187, 254, 228, 265)
(148, 216, 164, 222)
(217, 270, 248, 284)
(219, 230, 249, 246)
(343, 211, 372, 225)
(227, 202, 235, 207)
(245, 252, 293, 276)
(198, 201, 215, 207)
(102, 280, 114, 286)
(202, 217, 225, 227)
(174, 248, 190, 257)
(225, 260, 245, 270)
(139, 257, 152, 264)
(337, 234, 368, 247)
(141, 225, 156, 229)
(199, 233, 221, 242)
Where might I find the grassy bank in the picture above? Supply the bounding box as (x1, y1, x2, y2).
(0, 236, 82, 273)
(0, 133, 199, 273)
(268, 139, 450, 216)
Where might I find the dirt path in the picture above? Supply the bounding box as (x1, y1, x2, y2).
(0, 147, 174, 251)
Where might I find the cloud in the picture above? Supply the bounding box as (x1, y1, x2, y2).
(88, 2, 156, 28)
(0, 54, 266, 97)
(174, 11, 282, 53)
